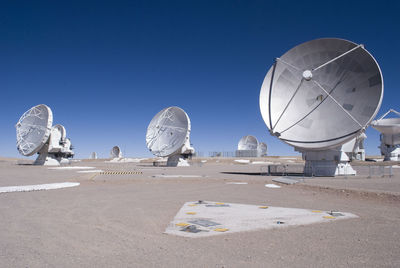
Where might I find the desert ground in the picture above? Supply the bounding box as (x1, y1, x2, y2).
(0, 156, 399, 267)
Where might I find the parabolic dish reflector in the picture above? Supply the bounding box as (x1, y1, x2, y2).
(111, 146, 121, 158)
(372, 118, 400, 135)
(238, 135, 258, 150)
(16, 104, 53, 156)
(260, 38, 383, 150)
(146, 106, 190, 157)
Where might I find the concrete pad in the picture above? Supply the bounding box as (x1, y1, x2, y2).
(48, 166, 95, 170)
(165, 201, 357, 238)
(0, 182, 80, 193)
(273, 177, 299, 185)
(151, 174, 205, 178)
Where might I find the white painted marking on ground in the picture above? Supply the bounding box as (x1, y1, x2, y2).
(165, 201, 358, 238)
(201, 160, 207, 163)
(0, 182, 80, 193)
(279, 157, 297, 160)
(152, 174, 205, 178)
(251, 161, 274, 165)
(105, 158, 147, 163)
(265, 184, 281, 188)
(48, 166, 95, 170)
(77, 170, 103, 173)
(234, 159, 250, 164)
(226, 182, 248, 185)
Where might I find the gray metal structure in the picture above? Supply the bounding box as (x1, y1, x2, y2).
(259, 38, 383, 176)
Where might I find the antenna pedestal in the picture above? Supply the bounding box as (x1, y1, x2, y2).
(167, 155, 189, 167)
(33, 146, 60, 166)
(33, 144, 73, 166)
(379, 143, 400, 161)
(166, 141, 194, 167)
(299, 148, 356, 177)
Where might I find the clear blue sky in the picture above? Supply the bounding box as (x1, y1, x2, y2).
(1, 0, 399, 158)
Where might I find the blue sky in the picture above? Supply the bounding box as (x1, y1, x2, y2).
(1, 0, 399, 158)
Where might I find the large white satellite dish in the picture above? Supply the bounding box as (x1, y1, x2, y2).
(146, 106, 194, 166)
(110, 146, 122, 158)
(16, 104, 74, 165)
(236, 135, 259, 157)
(260, 38, 383, 176)
(371, 109, 400, 161)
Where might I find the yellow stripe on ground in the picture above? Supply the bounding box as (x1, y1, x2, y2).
(214, 228, 229, 232)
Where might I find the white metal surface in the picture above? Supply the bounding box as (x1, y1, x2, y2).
(371, 109, 400, 161)
(146, 106, 192, 157)
(16, 104, 53, 156)
(237, 135, 258, 150)
(371, 109, 400, 136)
(260, 38, 383, 150)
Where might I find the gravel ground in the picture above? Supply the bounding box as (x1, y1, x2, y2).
(0, 158, 399, 267)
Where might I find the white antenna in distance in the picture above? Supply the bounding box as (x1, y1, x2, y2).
(371, 109, 400, 161)
(110, 146, 122, 159)
(16, 104, 74, 165)
(146, 106, 194, 166)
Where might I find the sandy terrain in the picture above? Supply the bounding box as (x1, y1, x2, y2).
(0, 157, 399, 267)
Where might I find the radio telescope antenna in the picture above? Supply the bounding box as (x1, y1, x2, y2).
(371, 109, 400, 161)
(260, 38, 383, 176)
(146, 106, 194, 166)
(16, 104, 74, 165)
(110, 146, 122, 159)
(235, 135, 259, 157)
(257, 142, 268, 157)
